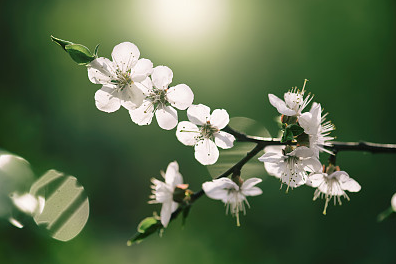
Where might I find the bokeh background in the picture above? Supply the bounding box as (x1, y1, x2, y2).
(1, 0, 396, 263)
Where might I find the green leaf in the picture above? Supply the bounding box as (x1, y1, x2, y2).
(30, 170, 90, 242)
(281, 127, 294, 143)
(127, 216, 163, 246)
(50, 35, 73, 51)
(377, 207, 394, 222)
(93, 44, 100, 57)
(288, 124, 304, 137)
(65, 44, 95, 65)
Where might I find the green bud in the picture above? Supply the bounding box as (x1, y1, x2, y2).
(127, 216, 162, 245)
(51, 35, 97, 65)
(50, 35, 73, 51)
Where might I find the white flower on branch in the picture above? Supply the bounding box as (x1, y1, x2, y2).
(176, 104, 236, 165)
(299, 102, 335, 158)
(202, 177, 262, 226)
(258, 146, 321, 191)
(307, 166, 361, 215)
(87, 42, 153, 113)
(149, 161, 184, 227)
(268, 84, 313, 117)
(129, 66, 194, 130)
(391, 193, 396, 212)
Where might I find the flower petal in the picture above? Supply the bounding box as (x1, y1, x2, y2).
(165, 161, 183, 187)
(194, 138, 219, 165)
(94, 86, 121, 113)
(160, 202, 172, 227)
(187, 104, 211, 125)
(210, 109, 229, 129)
(291, 146, 314, 158)
(258, 152, 282, 163)
(202, 178, 237, 200)
(176, 121, 200, 146)
(111, 42, 140, 72)
(214, 131, 235, 149)
(268, 94, 296, 116)
(88, 57, 115, 85)
(152, 66, 173, 89)
(264, 162, 282, 178)
(155, 105, 178, 130)
(307, 173, 325, 187)
(132, 58, 153, 82)
(119, 84, 145, 110)
(242, 178, 262, 190)
(335, 171, 361, 192)
(242, 186, 262, 197)
(129, 100, 154, 125)
(134, 77, 153, 96)
(167, 84, 194, 110)
(391, 193, 396, 212)
(302, 157, 322, 173)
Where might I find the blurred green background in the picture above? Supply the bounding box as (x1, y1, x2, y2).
(1, 0, 396, 263)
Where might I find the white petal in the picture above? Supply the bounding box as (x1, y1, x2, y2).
(308, 173, 325, 187)
(152, 66, 173, 89)
(134, 77, 153, 96)
(291, 146, 314, 158)
(10, 193, 38, 214)
(129, 100, 154, 126)
(88, 57, 115, 85)
(210, 109, 229, 129)
(155, 106, 178, 130)
(302, 157, 322, 173)
(194, 138, 219, 165)
(268, 94, 296, 116)
(160, 202, 172, 227)
(167, 84, 194, 110)
(264, 162, 282, 178)
(242, 186, 262, 196)
(132, 58, 153, 82)
(258, 152, 282, 163)
(111, 42, 140, 72)
(391, 193, 396, 212)
(119, 84, 144, 110)
(165, 161, 183, 187)
(335, 171, 361, 192)
(176, 121, 200, 146)
(214, 131, 235, 149)
(94, 86, 121, 113)
(187, 104, 211, 125)
(202, 178, 237, 200)
(242, 178, 262, 190)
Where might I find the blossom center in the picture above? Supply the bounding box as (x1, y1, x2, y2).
(148, 89, 168, 107)
(200, 121, 219, 139)
(112, 70, 133, 90)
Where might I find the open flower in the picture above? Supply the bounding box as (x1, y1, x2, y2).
(308, 166, 361, 215)
(176, 104, 235, 165)
(129, 66, 194, 130)
(299, 102, 335, 158)
(258, 146, 321, 191)
(87, 42, 153, 112)
(148, 161, 184, 227)
(268, 82, 312, 117)
(202, 177, 262, 226)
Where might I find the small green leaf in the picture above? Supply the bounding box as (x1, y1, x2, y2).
(93, 44, 100, 57)
(50, 35, 73, 51)
(281, 127, 294, 143)
(377, 207, 394, 222)
(127, 216, 163, 245)
(288, 124, 304, 137)
(65, 44, 95, 65)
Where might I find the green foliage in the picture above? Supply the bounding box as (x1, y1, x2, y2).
(377, 207, 395, 222)
(51, 35, 96, 65)
(281, 124, 304, 143)
(127, 216, 163, 246)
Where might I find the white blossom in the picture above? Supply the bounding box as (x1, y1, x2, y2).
(202, 177, 262, 226)
(176, 104, 235, 165)
(149, 161, 184, 227)
(87, 42, 153, 113)
(258, 146, 321, 191)
(268, 85, 313, 117)
(308, 168, 361, 215)
(10, 193, 45, 215)
(391, 193, 396, 212)
(129, 66, 194, 130)
(299, 102, 335, 158)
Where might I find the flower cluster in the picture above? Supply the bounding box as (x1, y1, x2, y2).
(87, 42, 235, 165)
(259, 80, 361, 214)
